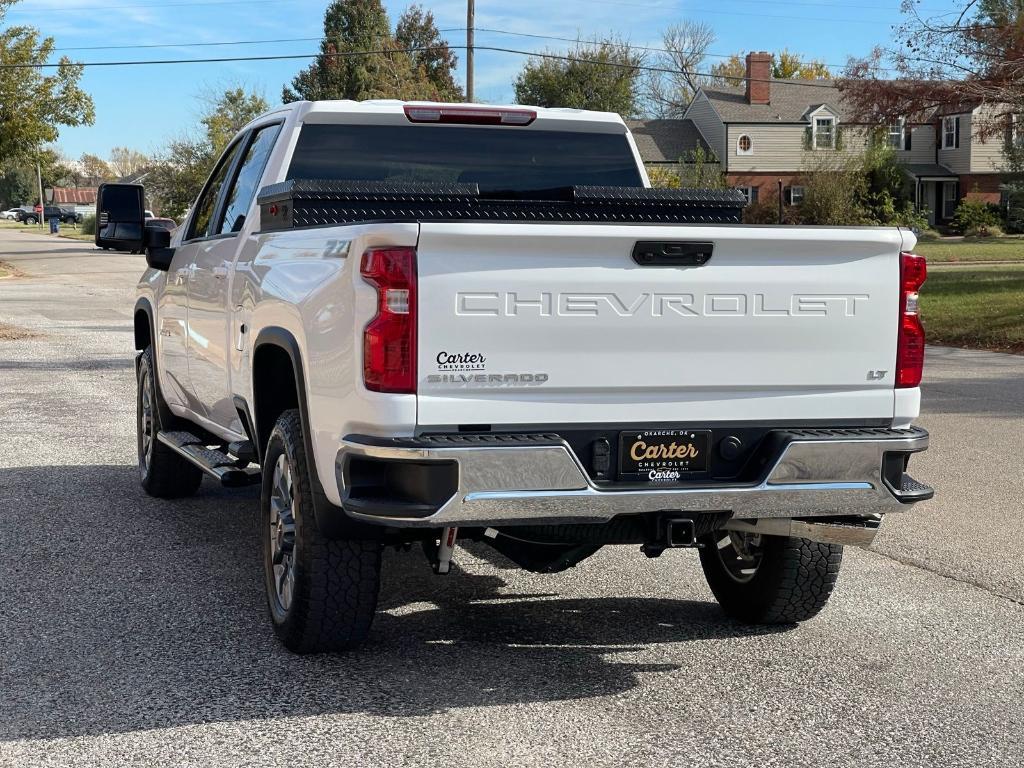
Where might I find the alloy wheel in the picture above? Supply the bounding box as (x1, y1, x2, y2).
(713, 531, 764, 584)
(268, 454, 297, 614)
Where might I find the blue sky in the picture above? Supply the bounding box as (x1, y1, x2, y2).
(10, 0, 961, 160)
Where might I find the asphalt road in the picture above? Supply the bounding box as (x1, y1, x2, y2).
(1, 230, 1022, 767)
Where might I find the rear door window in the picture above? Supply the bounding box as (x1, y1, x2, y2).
(217, 123, 282, 235)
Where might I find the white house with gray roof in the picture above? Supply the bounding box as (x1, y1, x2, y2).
(634, 51, 1014, 224)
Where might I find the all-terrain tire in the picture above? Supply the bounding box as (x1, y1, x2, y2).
(698, 533, 843, 624)
(137, 346, 203, 498)
(261, 408, 381, 653)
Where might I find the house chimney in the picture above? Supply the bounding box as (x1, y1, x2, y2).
(745, 51, 772, 105)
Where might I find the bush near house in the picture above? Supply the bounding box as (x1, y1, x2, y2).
(952, 198, 1001, 236)
(646, 147, 725, 190)
(741, 191, 802, 224)
(777, 143, 926, 228)
(80, 214, 96, 236)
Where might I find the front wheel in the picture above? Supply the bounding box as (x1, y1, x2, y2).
(698, 531, 843, 624)
(261, 409, 381, 653)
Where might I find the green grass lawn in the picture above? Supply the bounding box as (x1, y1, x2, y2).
(0, 218, 92, 242)
(922, 264, 1024, 353)
(915, 237, 1024, 263)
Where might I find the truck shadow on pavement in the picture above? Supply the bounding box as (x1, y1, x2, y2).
(0, 464, 786, 742)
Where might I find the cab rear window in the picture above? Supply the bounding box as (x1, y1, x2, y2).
(286, 123, 643, 193)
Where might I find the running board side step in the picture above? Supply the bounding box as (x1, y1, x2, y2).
(157, 430, 262, 487)
(723, 515, 882, 548)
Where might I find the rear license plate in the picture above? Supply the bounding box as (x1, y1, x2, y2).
(618, 430, 710, 481)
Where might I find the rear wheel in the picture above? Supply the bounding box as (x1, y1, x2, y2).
(698, 531, 843, 624)
(261, 409, 381, 653)
(137, 347, 203, 498)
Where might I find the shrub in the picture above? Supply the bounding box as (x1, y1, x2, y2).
(742, 191, 802, 224)
(645, 147, 725, 191)
(915, 228, 942, 241)
(646, 165, 680, 189)
(964, 223, 1004, 238)
(952, 198, 1000, 234)
(80, 214, 96, 236)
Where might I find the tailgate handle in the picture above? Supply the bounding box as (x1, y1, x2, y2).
(632, 241, 713, 267)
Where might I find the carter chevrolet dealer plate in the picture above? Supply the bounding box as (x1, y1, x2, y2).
(618, 429, 710, 481)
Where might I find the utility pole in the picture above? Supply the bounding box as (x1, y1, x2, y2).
(36, 161, 45, 229)
(466, 0, 475, 102)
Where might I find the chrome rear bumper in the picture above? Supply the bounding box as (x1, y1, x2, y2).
(335, 427, 931, 528)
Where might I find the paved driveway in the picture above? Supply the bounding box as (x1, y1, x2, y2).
(1, 231, 1021, 767)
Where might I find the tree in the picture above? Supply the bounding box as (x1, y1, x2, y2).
(200, 87, 269, 154)
(148, 87, 270, 219)
(79, 153, 114, 182)
(710, 50, 832, 87)
(395, 4, 463, 101)
(0, 161, 35, 208)
(0, 2, 94, 162)
(709, 54, 745, 87)
(839, 0, 1024, 134)
(773, 49, 832, 80)
(282, 0, 460, 103)
(645, 21, 716, 118)
(108, 147, 150, 179)
(513, 40, 643, 116)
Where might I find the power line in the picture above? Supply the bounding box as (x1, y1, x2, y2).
(8, 0, 285, 12)
(49, 36, 325, 53)
(41, 25, 898, 75)
(8, 0, 953, 13)
(0, 43, 848, 89)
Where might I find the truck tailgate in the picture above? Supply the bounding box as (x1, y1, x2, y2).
(415, 223, 906, 427)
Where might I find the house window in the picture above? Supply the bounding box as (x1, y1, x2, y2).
(942, 181, 959, 219)
(813, 117, 835, 149)
(736, 186, 758, 206)
(888, 119, 904, 150)
(942, 116, 957, 149)
(737, 134, 753, 155)
(789, 185, 805, 205)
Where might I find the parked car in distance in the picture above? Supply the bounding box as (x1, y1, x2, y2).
(19, 206, 81, 225)
(2, 208, 22, 220)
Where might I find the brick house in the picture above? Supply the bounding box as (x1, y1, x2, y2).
(629, 51, 1013, 225)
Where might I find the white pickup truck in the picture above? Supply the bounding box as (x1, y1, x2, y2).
(109, 100, 932, 653)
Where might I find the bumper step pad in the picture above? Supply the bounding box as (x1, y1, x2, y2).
(893, 474, 935, 502)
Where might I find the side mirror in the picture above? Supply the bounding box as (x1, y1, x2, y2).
(144, 226, 174, 271)
(95, 183, 145, 252)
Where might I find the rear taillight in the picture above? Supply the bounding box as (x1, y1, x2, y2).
(896, 251, 927, 388)
(360, 246, 417, 394)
